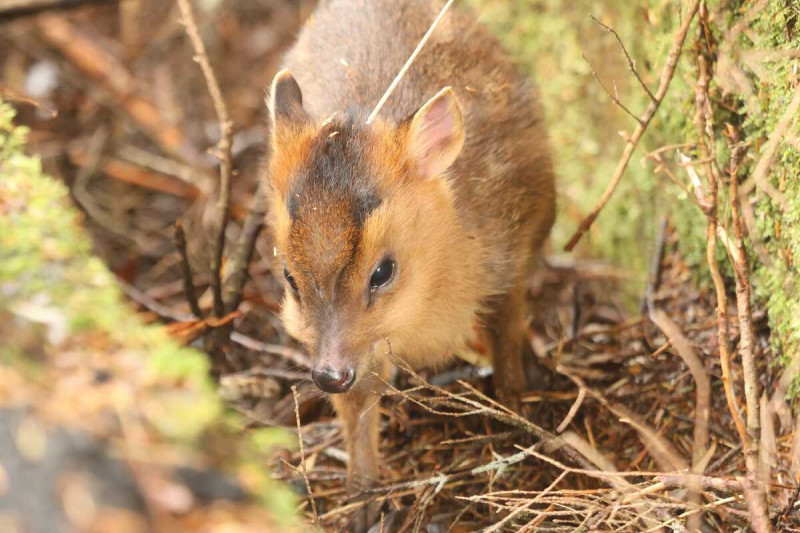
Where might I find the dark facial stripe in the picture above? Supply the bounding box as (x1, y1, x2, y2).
(287, 113, 382, 225)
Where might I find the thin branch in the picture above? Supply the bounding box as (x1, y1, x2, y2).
(689, 23, 748, 451)
(0, 86, 57, 117)
(589, 14, 657, 103)
(581, 53, 642, 124)
(223, 182, 267, 313)
(292, 385, 319, 526)
(647, 304, 710, 530)
(365, 0, 455, 125)
(176, 0, 233, 318)
(728, 133, 771, 533)
(174, 220, 203, 319)
(564, 0, 701, 251)
(556, 386, 586, 434)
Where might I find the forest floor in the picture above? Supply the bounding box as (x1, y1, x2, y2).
(1, 0, 798, 531)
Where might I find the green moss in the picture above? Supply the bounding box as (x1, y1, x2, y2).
(470, 0, 798, 387)
(468, 0, 709, 303)
(746, 2, 800, 387)
(0, 100, 300, 522)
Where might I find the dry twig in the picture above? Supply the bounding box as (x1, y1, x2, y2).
(176, 0, 233, 319)
(223, 182, 268, 314)
(174, 221, 203, 319)
(647, 304, 710, 529)
(687, 24, 747, 448)
(727, 134, 771, 533)
(366, 0, 455, 125)
(292, 385, 320, 526)
(588, 14, 656, 103)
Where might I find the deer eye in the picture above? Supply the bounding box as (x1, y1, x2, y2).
(369, 258, 395, 291)
(284, 267, 299, 295)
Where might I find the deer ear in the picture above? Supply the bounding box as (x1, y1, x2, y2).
(268, 69, 309, 133)
(407, 87, 465, 179)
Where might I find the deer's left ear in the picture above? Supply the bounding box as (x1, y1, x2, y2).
(268, 68, 309, 136)
(406, 87, 465, 179)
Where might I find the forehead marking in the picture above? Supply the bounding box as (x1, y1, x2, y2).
(287, 115, 382, 224)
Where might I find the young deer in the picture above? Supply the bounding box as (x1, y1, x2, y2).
(265, 0, 555, 529)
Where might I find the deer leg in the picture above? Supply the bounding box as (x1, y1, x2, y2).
(331, 386, 382, 531)
(485, 281, 530, 410)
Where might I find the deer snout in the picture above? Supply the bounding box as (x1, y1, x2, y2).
(313, 329, 357, 393)
(312, 366, 355, 394)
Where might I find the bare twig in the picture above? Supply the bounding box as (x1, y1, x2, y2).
(174, 220, 203, 319)
(564, 0, 701, 251)
(0, 0, 112, 20)
(229, 332, 312, 369)
(581, 53, 642, 124)
(0, 86, 57, 116)
(687, 28, 748, 449)
(589, 14, 657, 103)
(556, 387, 586, 434)
(385, 362, 603, 476)
(727, 133, 771, 533)
(647, 303, 710, 530)
(36, 14, 197, 161)
(292, 385, 319, 525)
(365, 0, 455, 125)
(68, 149, 202, 199)
(223, 182, 267, 313)
(176, 0, 233, 319)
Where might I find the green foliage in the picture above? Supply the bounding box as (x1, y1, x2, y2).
(467, 0, 708, 302)
(469, 1, 799, 387)
(745, 2, 800, 387)
(0, 100, 300, 521)
(1, 101, 220, 437)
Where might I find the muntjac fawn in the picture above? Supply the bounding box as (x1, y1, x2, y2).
(265, 0, 555, 529)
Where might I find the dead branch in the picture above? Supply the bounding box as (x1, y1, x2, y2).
(176, 0, 233, 319)
(563, 373, 687, 472)
(727, 133, 771, 533)
(366, 0, 455, 125)
(174, 221, 203, 319)
(588, 14, 656, 103)
(647, 304, 710, 530)
(229, 332, 312, 369)
(292, 385, 319, 525)
(385, 363, 604, 476)
(581, 53, 641, 124)
(656, 474, 743, 493)
(68, 149, 201, 200)
(0, 0, 111, 20)
(556, 386, 586, 434)
(223, 182, 267, 313)
(689, 17, 748, 451)
(564, 0, 701, 251)
(0, 86, 57, 116)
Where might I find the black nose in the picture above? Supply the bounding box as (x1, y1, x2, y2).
(311, 367, 355, 394)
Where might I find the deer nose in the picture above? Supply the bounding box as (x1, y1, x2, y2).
(311, 366, 356, 394)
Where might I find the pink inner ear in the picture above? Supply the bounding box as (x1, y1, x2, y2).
(419, 97, 455, 158)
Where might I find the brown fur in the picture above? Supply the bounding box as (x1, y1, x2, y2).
(264, 1, 555, 530)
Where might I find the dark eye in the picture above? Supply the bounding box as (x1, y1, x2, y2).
(369, 258, 395, 290)
(284, 267, 299, 294)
